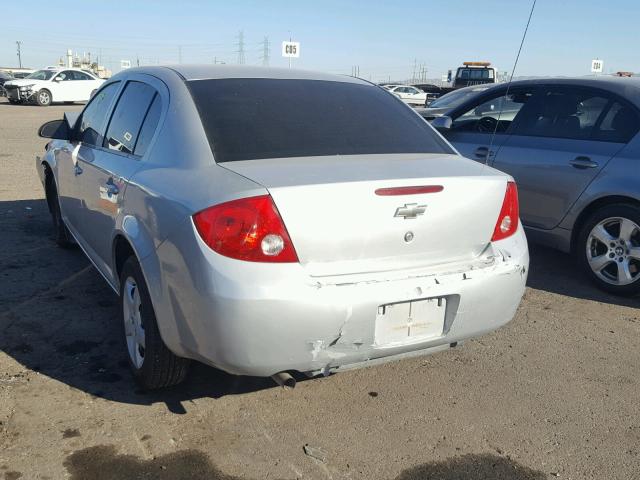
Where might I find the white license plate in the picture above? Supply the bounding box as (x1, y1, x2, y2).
(374, 297, 446, 346)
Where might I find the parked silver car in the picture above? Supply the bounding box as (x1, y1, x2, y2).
(424, 78, 640, 295)
(37, 66, 528, 389)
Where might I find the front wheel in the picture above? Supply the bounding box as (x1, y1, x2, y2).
(36, 89, 52, 106)
(120, 256, 190, 390)
(576, 204, 640, 296)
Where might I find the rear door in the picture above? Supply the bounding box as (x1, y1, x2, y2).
(442, 86, 536, 162)
(491, 85, 629, 229)
(71, 70, 100, 100)
(75, 79, 162, 279)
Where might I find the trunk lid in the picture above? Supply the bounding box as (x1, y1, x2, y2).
(222, 153, 509, 276)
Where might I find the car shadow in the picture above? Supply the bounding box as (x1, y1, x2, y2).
(0, 199, 281, 413)
(526, 243, 639, 308)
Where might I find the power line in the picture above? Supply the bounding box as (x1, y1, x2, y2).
(236, 31, 245, 65)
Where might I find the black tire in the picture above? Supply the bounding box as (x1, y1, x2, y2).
(36, 89, 52, 106)
(46, 174, 74, 248)
(8, 99, 21, 105)
(576, 203, 640, 296)
(119, 256, 190, 390)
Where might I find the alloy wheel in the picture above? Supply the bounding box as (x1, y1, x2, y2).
(38, 91, 50, 105)
(586, 217, 640, 286)
(122, 276, 145, 368)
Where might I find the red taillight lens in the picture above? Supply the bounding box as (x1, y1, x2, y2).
(491, 181, 519, 242)
(193, 195, 298, 263)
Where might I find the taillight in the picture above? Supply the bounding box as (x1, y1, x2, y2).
(491, 181, 519, 242)
(193, 195, 298, 263)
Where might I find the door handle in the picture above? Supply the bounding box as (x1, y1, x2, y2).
(474, 147, 495, 159)
(570, 156, 598, 169)
(74, 164, 83, 176)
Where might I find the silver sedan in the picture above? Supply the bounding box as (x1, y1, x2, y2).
(36, 66, 529, 389)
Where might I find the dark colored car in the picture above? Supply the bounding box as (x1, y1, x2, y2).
(0, 71, 14, 96)
(422, 77, 640, 295)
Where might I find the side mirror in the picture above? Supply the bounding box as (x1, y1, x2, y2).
(54, 77, 63, 82)
(431, 115, 453, 131)
(38, 119, 70, 140)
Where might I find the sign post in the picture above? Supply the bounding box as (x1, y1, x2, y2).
(591, 59, 603, 75)
(282, 41, 300, 68)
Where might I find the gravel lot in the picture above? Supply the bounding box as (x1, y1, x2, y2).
(0, 98, 638, 480)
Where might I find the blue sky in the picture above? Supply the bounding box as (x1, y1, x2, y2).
(1, 0, 637, 81)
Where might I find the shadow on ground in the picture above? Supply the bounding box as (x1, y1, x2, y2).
(527, 243, 639, 307)
(1, 198, 636, 414)
(0, 199, 276, 413)
(63, 447, 546, 480)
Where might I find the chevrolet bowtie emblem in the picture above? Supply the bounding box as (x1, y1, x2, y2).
(394, 203, 427, 219)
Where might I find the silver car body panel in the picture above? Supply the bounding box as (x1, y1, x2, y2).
(37, 65, 529, 377)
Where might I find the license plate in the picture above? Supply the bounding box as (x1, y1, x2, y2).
(374, 297, 446, 346)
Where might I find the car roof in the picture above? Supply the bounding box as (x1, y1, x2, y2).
(146, 64, 368, 85)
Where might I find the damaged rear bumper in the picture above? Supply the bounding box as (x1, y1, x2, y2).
(151, 225, 528, 377)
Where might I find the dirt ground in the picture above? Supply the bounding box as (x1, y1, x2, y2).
(0, 98, 638, 480)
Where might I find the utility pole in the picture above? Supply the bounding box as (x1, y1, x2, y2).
(236, 31, 245, 64)
(136, 54, 140, 67)
(260, 36, 270, 66)
(16, 41, 22, 68)
(178, 45, 182, 64)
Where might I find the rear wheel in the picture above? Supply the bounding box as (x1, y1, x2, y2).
(46, 174, 74, 248)
(576, 204, 640, 296)
(120, 256, 190, 390)
(36, 89, 52, 106)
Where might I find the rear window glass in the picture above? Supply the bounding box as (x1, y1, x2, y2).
(187, 78, 453, 162)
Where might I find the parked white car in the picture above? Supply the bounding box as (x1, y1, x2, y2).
(4, 67, 104, 106)
(388, 85, 428, 106)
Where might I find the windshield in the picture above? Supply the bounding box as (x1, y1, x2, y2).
(25, 70, 56, 80)
(429, 87, 490, 108)
(188, 78, 453, 162)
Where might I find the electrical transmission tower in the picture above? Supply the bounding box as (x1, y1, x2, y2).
(236, 31, 246, 65)
(260, 36, 270, 66)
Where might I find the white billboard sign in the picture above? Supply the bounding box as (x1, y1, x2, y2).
(591, 59, 603, 73)
(120, 60, 132, 69)
(282, 41, 300, 58)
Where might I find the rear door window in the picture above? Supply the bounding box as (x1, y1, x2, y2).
(134, 93, 162, 157)
(512, 86, 611, 140)
(187, 78, 453, 163)
(104, 81, 157, 155)
(77, 81, 120, 147)
(593, 101, 640, 143)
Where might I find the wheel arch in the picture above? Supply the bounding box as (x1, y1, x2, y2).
(570, 195, 640, 253)
(41, 160, 57, 213)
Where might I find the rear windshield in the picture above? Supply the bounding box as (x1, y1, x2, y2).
(187, 78, 453, 162)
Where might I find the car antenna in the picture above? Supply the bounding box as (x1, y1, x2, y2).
(486, 0, 537, 166)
